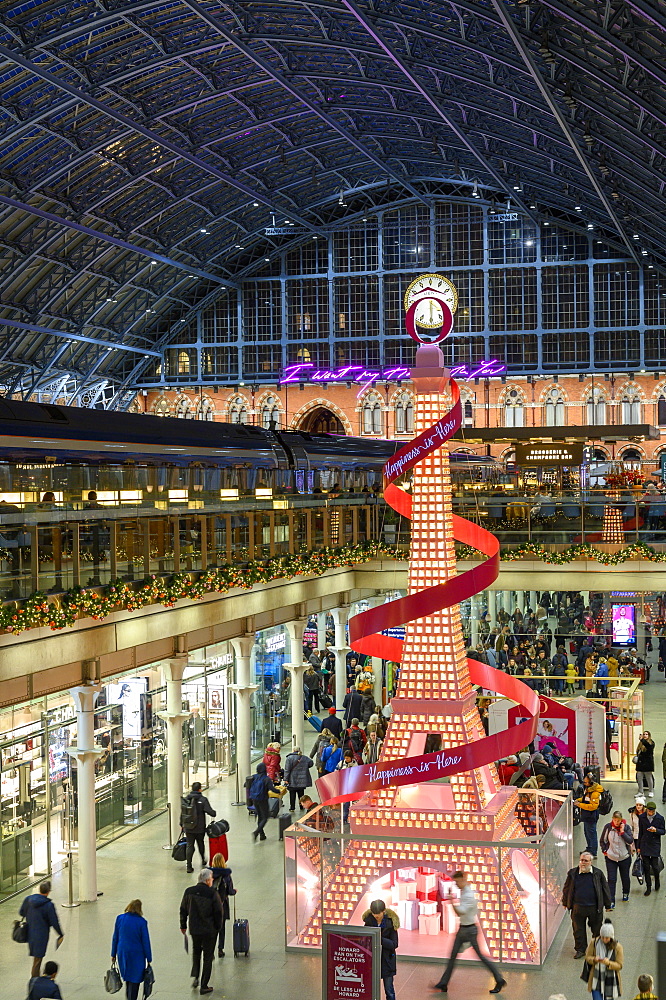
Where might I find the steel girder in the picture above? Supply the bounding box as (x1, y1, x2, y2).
(0, 0, 661, 394)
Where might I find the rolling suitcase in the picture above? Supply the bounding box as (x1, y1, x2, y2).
(244, 775, 256, 818)
(306, 713, 322, 732)
(232, 899, 250, 957)
(278, 810, 292, 841)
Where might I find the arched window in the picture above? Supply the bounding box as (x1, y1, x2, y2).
(586, 388, 606, 425)
(196, 397, 214, 421)
(175, 396, 193, 419)
(460, 392, 474, 428)
(503, 389, 524, 428)
(658, 395, 666, 426)
(544, 388, 565, 426)
(622, 447, 642, 471)
(153, 398, 170, 417)
(361, 392, 383, 435)
(260, 394, 280, 429)
(394, 391, 413, 435)
(177, 350, 191, 375)
(621, 388, 641, 424)
(228, 395, 248, 424)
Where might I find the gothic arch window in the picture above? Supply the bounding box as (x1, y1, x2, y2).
(177, 350, 191, 375)
(620, 387, 641, 424)
(621, 447, 643, 470)
(175, 395, 193, 419)
(544, 388, 565, 426)
(228, 395, 248, 424)
(260, 394, 281, 429)
(153, 398, 170, 417)
(394, 391, 414, 435)
(361, 392, 383, 435)
(503, 389, 524, 428)
(196, 396, 214, 421)
(586, 388, 606, 425)
(658, 395, 666, 426)
(460, 391, 474, 428)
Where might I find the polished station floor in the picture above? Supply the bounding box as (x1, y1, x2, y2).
(2, 685, 666, 1000)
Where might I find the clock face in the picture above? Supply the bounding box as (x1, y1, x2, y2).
(403, 273, 458, 328)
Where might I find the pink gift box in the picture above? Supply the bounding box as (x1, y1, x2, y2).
(397, 879, 417, 900)
(398, 867, 418, 881)
(418, 913, 441, 935)
(396, 899, 419, 930)
(419, 900, 438, 916)
(417, 873, 437, 893)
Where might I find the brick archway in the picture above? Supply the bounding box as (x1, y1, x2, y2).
(291, 398, 352, 434)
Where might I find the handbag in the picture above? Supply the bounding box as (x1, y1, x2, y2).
(632, 755, 638, 764)
(632, 855, 644, 882)
(12, 919, 28, 943)
(206, 819, 230, 838)
(579, 959, 593, 984)
(656, 855, 665, 874)
(142, 963, 155, 999)
(104, 962, 123, 994)
(172, 829, 188, 863)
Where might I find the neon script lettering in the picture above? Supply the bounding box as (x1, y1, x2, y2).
(279, 360, 506, 385)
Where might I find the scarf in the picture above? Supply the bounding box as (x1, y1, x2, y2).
(592, 939, 619, 1000)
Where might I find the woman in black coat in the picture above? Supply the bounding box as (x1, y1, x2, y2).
(636, 730, 656, 797)
(363, 900, 399, 1000)
(210, 853, 237, 957)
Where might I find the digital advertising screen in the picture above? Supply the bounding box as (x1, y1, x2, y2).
(107, 677, 148, 739)
(612, 604, 636, 646)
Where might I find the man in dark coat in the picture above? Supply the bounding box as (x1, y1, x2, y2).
(363, 899, 399, 1000)
(342, 688, 363, 727)
(19, 881, 64, 978)
(638, 800, 666, 895)
(182, 781, 216, 874)
(324, 706, 343, 741)
(180, 868, 223, 995)
(283, 747, 314, 811)
(27, 960, 62, 999)
(561, 851, 611, 958)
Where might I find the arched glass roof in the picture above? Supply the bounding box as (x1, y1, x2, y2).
(0, 0, 663, 403)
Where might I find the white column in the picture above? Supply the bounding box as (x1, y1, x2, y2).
(285, 618, 310, 752)
(330, 606, 350, 712)
(529, 591, 538, 614)
(68, 684, 102, 903)
(470, 594, 480, 647)
(157, 656, 190, 845)
(492, 591, 501, 625)
(317, 611, 328, 651)
(503, 590, 512, 614)
(230, 636, 258, 789)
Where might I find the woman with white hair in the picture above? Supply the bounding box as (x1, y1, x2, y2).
(583, 920, 623, 999)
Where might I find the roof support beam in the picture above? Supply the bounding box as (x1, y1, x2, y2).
(339, 0, 537, 221)
(179, 0, 428, 207)
(488, 0, 640, 263)
(0, 41, 323, 235)
(0, 316, 161, 356)
(0, 192, 232, 287)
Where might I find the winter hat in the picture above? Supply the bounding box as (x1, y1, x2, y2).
(328, 707, 337, 715)
(635, 794, 646, 805)
(646, 800, 657, 810)
(599, 921, 615, 939)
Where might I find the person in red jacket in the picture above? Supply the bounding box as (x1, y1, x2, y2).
(497, 755, 519, 786)
(262, 743, 281, 782)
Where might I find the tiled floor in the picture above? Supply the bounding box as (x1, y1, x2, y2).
(2, 679, 665, 1000)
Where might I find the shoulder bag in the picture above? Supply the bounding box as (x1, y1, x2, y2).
(142, 963, 155, 999)
(12, 918, 28, 943)
(104, 961, 123, 994)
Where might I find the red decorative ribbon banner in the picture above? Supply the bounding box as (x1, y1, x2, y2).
(316, 368, 539, 806)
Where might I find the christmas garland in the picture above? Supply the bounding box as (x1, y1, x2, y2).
(0, 541, 399, 636)
(456, 540, 666, 566)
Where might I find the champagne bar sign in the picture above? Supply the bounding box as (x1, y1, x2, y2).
(279, 359, 507, 386)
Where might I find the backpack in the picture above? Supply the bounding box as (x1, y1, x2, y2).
(598, 788, 613, 816)
(249, 773, 266, 802)
(344, 727, 364, 760)
(180, 794, 198, 831)
(212, 872, 229, 901)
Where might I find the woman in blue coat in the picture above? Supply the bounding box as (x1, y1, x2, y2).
(111, 899, 152, 1000)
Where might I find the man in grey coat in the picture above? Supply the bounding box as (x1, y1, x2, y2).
(283, 747, 314, 811)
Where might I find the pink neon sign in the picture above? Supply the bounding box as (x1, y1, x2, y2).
(279, 359, 506, 385)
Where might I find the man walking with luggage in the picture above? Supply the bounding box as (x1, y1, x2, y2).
(433, 871, 507, 994)
(561, 851, 611, 958)
(19, 881, 64, 979)
(180, 869, 222, 996)
(181, 782, 216, 874)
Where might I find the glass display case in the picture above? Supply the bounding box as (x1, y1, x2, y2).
(284, 791, 572, 968)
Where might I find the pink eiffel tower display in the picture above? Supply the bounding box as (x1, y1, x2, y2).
(296, 349, 539, 962)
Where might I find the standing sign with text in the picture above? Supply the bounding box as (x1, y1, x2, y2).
(323, 925, 380, 1000)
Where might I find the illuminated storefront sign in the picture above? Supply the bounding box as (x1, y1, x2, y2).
(279, 359, 506, 385)
(515, 442, 585, 466)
